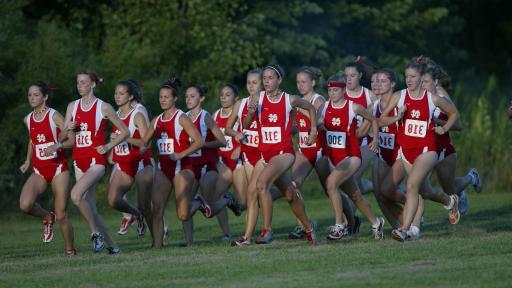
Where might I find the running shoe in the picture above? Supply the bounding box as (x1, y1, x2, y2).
(458, 190, 469, 215)
(118, 215, 135, 235)
(288, 226, 306, 239)
(224, 193, 242, 216)
(43, 212, 56, 243)
(255, 228, 273, 244)
(107, 247, 121, 254)
(305, 220, 318, 246)
(391, 228, 408, 242)
(65, 248, 77, 256)
(372, 217, 385, 240)
(194, 194, 212, 218)
(221, 234, 232, 241)
(469, 168, 483, 193)
(407, 225, 421, 240)
(447, 194, 460, 225)
(327, 224, 348, 240)
(91, 232, 105, 253)
(232, 236, 250, 246)
(136, 214, 145, 236)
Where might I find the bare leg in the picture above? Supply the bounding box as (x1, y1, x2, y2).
(151, 170, 173, 248)
(135, 165, 154, 237)
(51, 171, 74, 251)
(19, 173, 49, 218)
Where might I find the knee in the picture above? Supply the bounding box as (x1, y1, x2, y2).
(19, 200, 32, 214)
(349, 191, 363, 203)
(256, 180, 267, 194)
(283, 186, 296, 203)
(325, 179, 338, 196)
(54, 211, 67, 222)
(176, 210, 188, 222)
(70, 191, 82, 207)
(108, 195, 121, 209)
(406, 182, 419, 194)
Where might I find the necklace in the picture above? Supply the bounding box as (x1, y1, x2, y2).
(33, 106, 47, 117)
(82, 96, 96, 108)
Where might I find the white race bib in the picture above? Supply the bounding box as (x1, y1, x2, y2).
(75, 131, 92, 148)
(404, 119, 428, 138)
(242, 130, 259, 147)
(220, 136, 234, 152)
(35, 142, 57, 160)
(326, 131, 346, 149)
(219, 128, 233, 152)
(261, 127, 281, 144)
(378, 132, 395, 150)
(114, 141, 130, 156)
(299, 131, 316, 148)
(157, 138, 174, 155)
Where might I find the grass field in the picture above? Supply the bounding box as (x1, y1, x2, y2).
(1, 192, 512, 288)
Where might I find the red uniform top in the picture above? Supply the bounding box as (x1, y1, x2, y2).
(296, 93, 325, 153)
(373, 99, 399, 152)
(397, 89, 437, 149)
(214, 108, 240, 159)
(112, 108, 142, 163)
(154, 110, 190, 161)
(257, 91, 293, 152)
(433, 96, 453, 150)
(344, 87, 372, 144)
(321, 100, 360, 164)
(238, 97, 260, 151)
(71, 98, 107, 160)
(188, 109, 217, 164)
(26, 108, 67, 167)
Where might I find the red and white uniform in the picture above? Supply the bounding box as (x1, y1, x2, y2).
(112, 108, 152, 178)
(397, 89, 437, 164)
(134, 103, 154, 166)
(238, 97, 261, 166)
(214, 108, 241, 171)
(344, 87, 373, 146)
(257, 91, 295, 163)
(321, 100, 361, 167)
(296, 93, 325, 165)
(154, 110, 192, 181)
(25, 109, 68, 183)
(373, 99, 401, 167)
(433, 96, 456, 161)
(188, 109, 217, 179)
(71, 98, 107, 172)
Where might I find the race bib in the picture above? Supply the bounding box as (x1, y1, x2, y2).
(242, 130, 259, 147)
(299, 131, 316, 148)
(157, 138, 174, 155)
(261, 127, 281, 144)
(35, 142, 57, 160)
(75, 131, 92, 148)
(114, 141, 130, 156)
(404, 119, 427, 138)
(378, 132, 395, 150)
(219, 128, 233, 152)
(326, 131, 346, 149)
(220, 136, 234, 152)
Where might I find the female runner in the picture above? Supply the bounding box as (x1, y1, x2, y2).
(319, 73, 385, 240)
(61, 72, 129, 253)
(20, 81, 75, 255)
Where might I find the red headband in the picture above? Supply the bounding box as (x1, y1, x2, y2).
(327, 81, 346, 88)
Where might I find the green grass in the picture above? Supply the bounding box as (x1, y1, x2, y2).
(1, 192, 512, 288)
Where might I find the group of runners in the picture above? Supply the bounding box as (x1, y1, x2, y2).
(18, 56, 483, 254)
